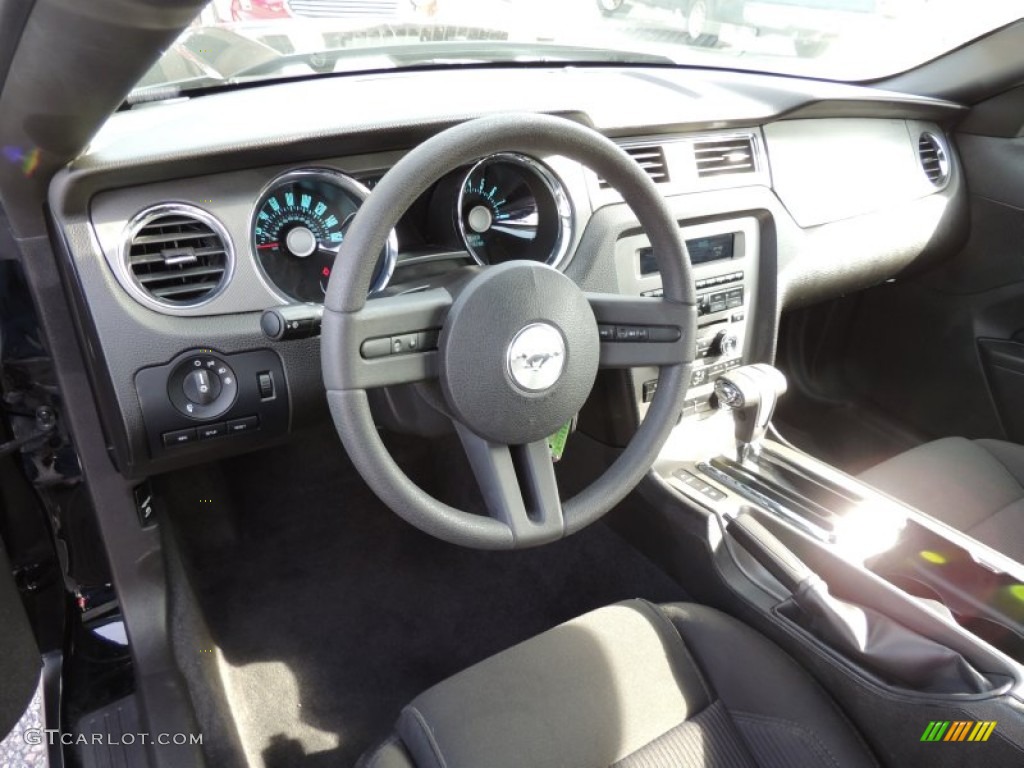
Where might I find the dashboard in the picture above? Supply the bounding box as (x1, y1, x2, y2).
(48, 65, 966, 478)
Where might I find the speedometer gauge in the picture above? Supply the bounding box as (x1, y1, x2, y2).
(457, 154, 573, 268)
(251, 169, 396, 302)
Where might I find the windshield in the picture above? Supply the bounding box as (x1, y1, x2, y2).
(133, 0, 1023, 99)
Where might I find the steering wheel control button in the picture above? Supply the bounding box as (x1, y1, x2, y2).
(599, 324, 681, 343)
(162, 428, 197, 447)
(439, 261, 599, 445)
(507, 323, 566, 392)
(168, 355, 238, 420)
(361, 330, 440, 359)
(361, 337, 392, 359)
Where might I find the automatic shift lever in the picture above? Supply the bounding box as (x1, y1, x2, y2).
(713, 364, 787, 460)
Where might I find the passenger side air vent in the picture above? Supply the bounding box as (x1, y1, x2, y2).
(124, 206, 232, 307)
(693, 136, 756, 178)
(599, 144, 670, 188)
(918, 132, 949, 186)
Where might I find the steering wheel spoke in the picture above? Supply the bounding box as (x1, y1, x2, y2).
(322, 287, 452, 389)
(454, 422, 564, 547)
(587, 293, 696, 368)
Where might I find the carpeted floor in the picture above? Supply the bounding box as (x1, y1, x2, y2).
(167, 428, 686, 768)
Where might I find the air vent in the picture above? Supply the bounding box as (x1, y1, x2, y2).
(918, 132, 949, 186)
(599, 144, 670, 188)
(693, 136, 756, 178)
(124, 206, 232, 307)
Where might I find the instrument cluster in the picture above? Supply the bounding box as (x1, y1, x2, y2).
(248, 154, 575, 302)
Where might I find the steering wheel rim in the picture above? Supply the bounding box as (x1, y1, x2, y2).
(322, 113, 696, 549)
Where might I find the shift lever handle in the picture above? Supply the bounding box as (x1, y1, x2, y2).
(713, 364, 787, 458)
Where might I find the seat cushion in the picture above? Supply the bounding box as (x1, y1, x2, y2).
(859, 437, 1024, 561)
(360, 600, 877, 768)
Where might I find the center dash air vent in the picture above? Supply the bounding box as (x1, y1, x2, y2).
(918, 132, 949, 186)
(693, 136, 756, 178)
(599, 144, 670, 188)
(124, 205, 232, 307)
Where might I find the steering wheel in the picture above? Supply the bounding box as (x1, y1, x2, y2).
(322, 113, 696, 549)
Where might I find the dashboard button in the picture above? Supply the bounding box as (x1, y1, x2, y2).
(163, 428, 197, 447)
(227, 416, 260, 435)
(257, 372, 275, 399)
(642, 379, 658, 402)
(198, 423, 227, 440)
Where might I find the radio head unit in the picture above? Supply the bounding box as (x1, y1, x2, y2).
(613, 217, 760, 424)
(638, 232, 737, 275)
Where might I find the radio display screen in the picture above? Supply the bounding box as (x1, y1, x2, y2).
(639, 233, 736, 275)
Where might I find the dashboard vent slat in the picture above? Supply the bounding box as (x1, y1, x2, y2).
(599, 144, 670, 188)
(918, 133, 949, 186)
(693, 136, 756, 178)
(125, 207, 232, 307)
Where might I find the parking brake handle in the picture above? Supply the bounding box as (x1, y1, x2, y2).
(727, 511, 997, 695)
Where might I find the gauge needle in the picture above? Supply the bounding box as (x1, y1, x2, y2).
(257, 242, 280, 249)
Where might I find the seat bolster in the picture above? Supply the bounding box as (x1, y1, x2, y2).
(660, 603, 879, 768)
(356, 735, 416, 768)
(975, 438, 1024, 485)
(394, 599, 712, 768)
(859, 437, 1022, 532)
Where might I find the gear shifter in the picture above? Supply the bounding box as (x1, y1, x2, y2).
(713, 364, 787, 460)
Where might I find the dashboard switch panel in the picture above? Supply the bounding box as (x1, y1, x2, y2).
(137, 349, 287, 458)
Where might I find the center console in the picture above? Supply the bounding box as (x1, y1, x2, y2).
(614, 216, 759, 420)
(651, 362, 1024, 687)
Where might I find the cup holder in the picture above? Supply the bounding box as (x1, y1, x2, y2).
(880, 570, 1024, 661)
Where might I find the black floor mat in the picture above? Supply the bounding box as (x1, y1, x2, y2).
(168, 429, 686, 768)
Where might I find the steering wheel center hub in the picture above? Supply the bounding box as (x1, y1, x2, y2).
(507, 322, 566, 392)
(438, 261, 599, 445)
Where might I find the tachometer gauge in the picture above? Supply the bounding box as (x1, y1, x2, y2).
(457, 154, 573, 267)
(251, 169, 396, 302)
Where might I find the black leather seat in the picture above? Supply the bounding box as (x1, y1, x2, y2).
(358, 600, 877, 768)
(860, 437, 1024, 563)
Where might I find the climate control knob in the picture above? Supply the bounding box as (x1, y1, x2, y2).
(712, 330, 739, 358)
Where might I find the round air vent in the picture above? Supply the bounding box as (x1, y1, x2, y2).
(918, 132, 950, 187)
(123, 204, 233, 307)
